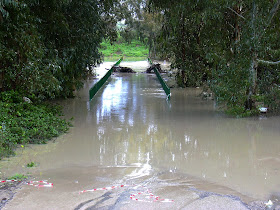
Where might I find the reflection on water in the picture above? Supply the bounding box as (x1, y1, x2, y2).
(1, 61, 280, 204)
(61, 62, 280, 200)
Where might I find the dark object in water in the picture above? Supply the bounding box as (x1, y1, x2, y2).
(146, 64, 163, 73)
(112, 66, 136, 73)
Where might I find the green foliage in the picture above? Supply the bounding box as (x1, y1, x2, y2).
(7, 173, 27, 181)
(225, 106, 258, 118)
(101, 37, 148, 59)
(0, 2, 58, 98)
(211, 59, 250, 110)
(149, 1, 218, 86)
(1, 0, 280, 117)
(0, 0, 19, 19)
(1, 0, 121, 99)
(118, 1, 163, 59)
(264, 84, 280, 113)
(26, 162, 35, 168)
(148, 0, 280, 115)
(257, 24, 280, 112)
(0, 91, 70, 159)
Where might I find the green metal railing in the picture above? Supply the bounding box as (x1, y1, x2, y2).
(148, 58, 171, 99)
(89, 57, 123, 101)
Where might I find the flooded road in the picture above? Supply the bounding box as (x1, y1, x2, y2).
(1, 61, 280, 209)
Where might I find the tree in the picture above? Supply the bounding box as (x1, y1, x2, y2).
(148, 0, 280, 114)
(0, 2, 55, 97)
(0, 0, 121, 99)
(211, 0, 280, 113)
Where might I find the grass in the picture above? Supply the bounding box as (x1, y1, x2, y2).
(100, 39, 149, 61)
(26, 162, 36, 168)
(103, 56, 148, 62)
(7, 173, 27, 181)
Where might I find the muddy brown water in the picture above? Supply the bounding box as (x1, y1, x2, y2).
(1, 61, 280, 209)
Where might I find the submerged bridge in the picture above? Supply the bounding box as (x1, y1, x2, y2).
(89, 58, 171, 101)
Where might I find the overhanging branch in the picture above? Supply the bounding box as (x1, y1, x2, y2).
(227, 7, 246, 20)
(268, 0, 280, 26)
(257, 59, 280, 65)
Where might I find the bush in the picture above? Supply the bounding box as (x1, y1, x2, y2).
(224, 106, 258, 118)
(0, 91, 71, 159)
(264, 85, 280, 113)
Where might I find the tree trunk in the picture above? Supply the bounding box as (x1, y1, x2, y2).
(180, 13, 187, 86)
(247, 56, 258, 109)
(247, 0, 257, 109)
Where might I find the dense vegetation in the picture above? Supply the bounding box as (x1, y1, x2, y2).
(0, 0, 122, 98)
(121, 0, 280, 116)
(147, 0, 280, 115)
(0, 0, 122, 157)
(0, 91, 70, 158)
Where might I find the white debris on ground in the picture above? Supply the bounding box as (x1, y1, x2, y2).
(259, 107, 268, 113)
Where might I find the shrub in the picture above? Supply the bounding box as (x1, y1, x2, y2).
(0, 91, 71, 159)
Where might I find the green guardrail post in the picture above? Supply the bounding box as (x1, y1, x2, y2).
(148, 58, 171, 99)
(89, 57, 123, 101)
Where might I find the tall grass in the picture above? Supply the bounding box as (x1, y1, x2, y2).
(100, 39, 148, 61)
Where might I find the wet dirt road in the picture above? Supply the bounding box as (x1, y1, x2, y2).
(1, 61, 280, 209)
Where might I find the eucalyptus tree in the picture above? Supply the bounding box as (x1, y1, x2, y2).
(117, 0, 147, 43)
(209, 0, 280, 113)
(27, 0, 122, 97)
(148, 0, 280, 114)
(1, 0, 123, 98)
(116, 0, 163, 60)
(148, 0, 217, 87)
(0, 0, 49, 96)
